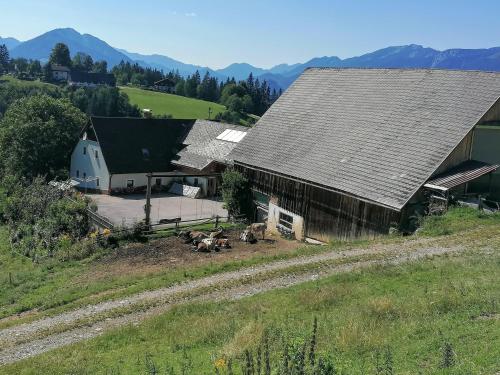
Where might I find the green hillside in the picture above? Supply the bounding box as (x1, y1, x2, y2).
(120, 86, 226, 119)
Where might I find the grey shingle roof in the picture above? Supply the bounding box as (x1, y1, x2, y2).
(230, 68, 500, 210)
(173, 120, 248, 170)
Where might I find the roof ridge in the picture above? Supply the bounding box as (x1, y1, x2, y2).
(304, 67, 500, 74)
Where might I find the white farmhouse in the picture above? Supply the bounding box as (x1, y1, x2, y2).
(70, 117, 248, 196)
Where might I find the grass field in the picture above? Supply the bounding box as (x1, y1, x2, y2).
(0, 75, 55, 88)
(0, 207, 499, 326)
(1, 208, 499, 373)
(2, 245, 498, 374)
(120, 86, 226, 119)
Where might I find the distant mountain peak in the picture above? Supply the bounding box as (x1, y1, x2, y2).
(5, 28, 500, 91)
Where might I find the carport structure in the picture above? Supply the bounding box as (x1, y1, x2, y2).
(145, 172, 224, 226)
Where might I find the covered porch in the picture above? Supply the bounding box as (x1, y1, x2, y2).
(424, 160, 500, 213)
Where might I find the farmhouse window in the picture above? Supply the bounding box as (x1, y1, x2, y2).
(95, 150, 99, 158)
(83, 172, 87, 179)
(127, 179, 134, 188)
(96, 178, 100, 187)
(155, 178, 162, 186)
(83, 146, 87, 155)
(76, 170, 80, 178)
(194, 178, 199, 186)
(279, 212, 293, 229)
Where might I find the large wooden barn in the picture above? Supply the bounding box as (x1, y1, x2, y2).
(230, 68, 500, 241)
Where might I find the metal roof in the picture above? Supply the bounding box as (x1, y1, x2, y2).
(173, 120, 249, 170)
(216, 129, 247, 143)
(230, 68, 500, 210)
(424, 160, 499, 191)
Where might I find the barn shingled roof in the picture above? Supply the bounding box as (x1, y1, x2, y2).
(229, 68, 500, 210)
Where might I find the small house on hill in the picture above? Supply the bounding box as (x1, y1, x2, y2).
(153, 78, 176, 93)
(51, 64, 71, 81)
(70, 117, 247, 196)
(230, 68, 500, 241)
(49, 65, 115, 86)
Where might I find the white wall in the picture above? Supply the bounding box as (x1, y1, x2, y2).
(110, 173, 173, 190)
(267, 201, 305, 240)
(70, 139, 110, 192)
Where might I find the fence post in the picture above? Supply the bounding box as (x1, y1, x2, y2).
(145, 173, 152, 228)
(215, 215, 219, 228)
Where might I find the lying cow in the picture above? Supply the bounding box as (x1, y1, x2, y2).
(247, 223, 266, 240)
(215, 238, 231, 249)
(194, 237, 230, 252)
(240, 229, 256, 243)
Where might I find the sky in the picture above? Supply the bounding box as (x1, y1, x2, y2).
(1, 0, 500, 69)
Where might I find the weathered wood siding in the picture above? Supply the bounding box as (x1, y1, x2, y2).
(433, 131, 473, 176)
(237, 165, 400, 242)
(479, 98, 500, 123)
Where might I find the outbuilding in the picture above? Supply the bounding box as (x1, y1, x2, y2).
(230, 68, 500, 241)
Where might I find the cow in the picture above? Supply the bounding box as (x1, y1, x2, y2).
(215, 238, 231, 249)
(240, 229, 256, 243)
(247, 223, 266, 240)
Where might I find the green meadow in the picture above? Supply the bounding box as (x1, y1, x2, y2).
(120, 86, 226, 119)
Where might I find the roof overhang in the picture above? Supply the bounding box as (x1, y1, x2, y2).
(424, 160, 499, 192)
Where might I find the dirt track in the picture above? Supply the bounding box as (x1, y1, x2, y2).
(0, 234, 472, 366)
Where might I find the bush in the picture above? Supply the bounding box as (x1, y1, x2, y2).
(221, 169, 252, 219)
(3, 177, 93, 259)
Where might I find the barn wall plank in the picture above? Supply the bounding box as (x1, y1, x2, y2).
(237, 165, 400, 241)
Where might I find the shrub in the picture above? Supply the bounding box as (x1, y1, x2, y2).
(221, 169, 252, 219)
(3, 177, 93, 259)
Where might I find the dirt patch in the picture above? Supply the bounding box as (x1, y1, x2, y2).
(81, 229, 302, 280)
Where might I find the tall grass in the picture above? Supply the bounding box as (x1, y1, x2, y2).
(418, 206, 500, 236)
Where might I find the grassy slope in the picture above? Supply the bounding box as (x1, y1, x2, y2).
(120, 86, 226, 119)
(3, 246, 498, 374)
(0, 224, 325, 327)
(0, 75, 55, 88)
(0, 208, 499, 326)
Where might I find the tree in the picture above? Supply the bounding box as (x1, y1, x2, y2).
(11, 58, 28, 73)
(0, 95, 87, 180)
(42, 62, 52, 81)
(221, 169, 252, 218)
(72, 52, 94, 72)
(49, 43, 72, 67)
(0, 44, 9, 73)
(27, 60, 42, 76)
(92, 60, 108, 74)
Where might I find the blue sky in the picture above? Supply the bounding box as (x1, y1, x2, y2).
(1, 0, 499, 69)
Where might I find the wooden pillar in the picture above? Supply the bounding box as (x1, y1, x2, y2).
(145, 173, 152, 227)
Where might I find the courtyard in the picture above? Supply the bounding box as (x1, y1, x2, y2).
(89, 193, 227, 227)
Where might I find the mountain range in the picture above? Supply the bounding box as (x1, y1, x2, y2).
(3, 28, 500, 90)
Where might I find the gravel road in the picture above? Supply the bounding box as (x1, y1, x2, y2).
(0, 241, 465, 365)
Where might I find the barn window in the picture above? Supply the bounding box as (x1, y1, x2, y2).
(95, 150, 99, 159)
(76, 170, 80, 178)
(194, 178, 199, 186)
(127, 179, 134, 188)
(83, 146, 87, 155)
(279, 212, 293, 229)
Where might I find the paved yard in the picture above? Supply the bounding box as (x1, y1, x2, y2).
(89, 193, 227, 227)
